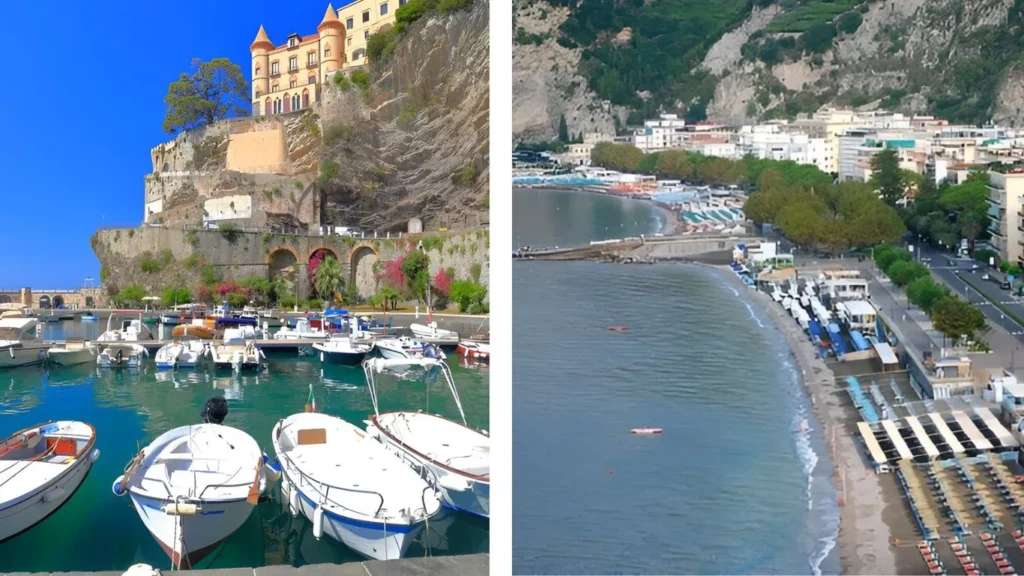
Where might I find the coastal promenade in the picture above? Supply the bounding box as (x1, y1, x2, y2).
(3, 554, 489, 576)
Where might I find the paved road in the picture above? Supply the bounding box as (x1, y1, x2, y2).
(917, 245, 1024, 339)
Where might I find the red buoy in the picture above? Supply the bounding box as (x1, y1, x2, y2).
(608, 325, 629, 332)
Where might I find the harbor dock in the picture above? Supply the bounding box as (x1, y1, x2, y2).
(2, 553, 489, 576)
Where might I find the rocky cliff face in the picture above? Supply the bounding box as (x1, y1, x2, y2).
(143, 0, 487, 234)
(512, 0, 623, 142)
(317, 0, 489, 232)
(515, 0, 1024, 128)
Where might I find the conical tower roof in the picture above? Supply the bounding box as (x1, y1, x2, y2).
(250, 25, 273, 51)
(318, 4, 345, 31)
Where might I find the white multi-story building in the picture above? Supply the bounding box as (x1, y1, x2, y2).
(633, 114, 688, 152)
(554, 133, 615, 166)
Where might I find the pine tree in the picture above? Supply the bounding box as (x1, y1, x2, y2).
(558, 114, 569, 142)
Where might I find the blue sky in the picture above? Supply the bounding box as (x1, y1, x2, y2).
(0, 0, 353, 288)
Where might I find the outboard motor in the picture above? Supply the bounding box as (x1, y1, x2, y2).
(201, 397, 229, 424)
(423, 344, 441, 360)
(116, 349, 124, 364)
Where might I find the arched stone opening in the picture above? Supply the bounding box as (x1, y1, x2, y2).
(350, 245, 379, 302)
(52, 295, 65, 309)
(38, 295, 51, 309)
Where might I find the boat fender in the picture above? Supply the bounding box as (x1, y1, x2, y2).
(122, 563, 161, 576)
(90, 448, 100, 462)
(262, 455, 282, 484)
(312, 506, 324, 540)
(288, 483, 300, 517)
(112, 475, 128, 496)
(42, 488, 66, 503)
(161, 502, 199, 515)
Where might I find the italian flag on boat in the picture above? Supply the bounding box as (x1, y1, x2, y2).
(306, 384, 317, 413)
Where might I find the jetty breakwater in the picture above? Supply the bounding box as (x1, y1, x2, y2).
(515, 234, 765, 264)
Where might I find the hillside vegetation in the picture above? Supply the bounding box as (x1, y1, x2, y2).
(512, 0, 1024, 131)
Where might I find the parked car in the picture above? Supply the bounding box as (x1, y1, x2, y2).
(1001, 280, 1012, 290)
(983, 273, 991, 280)
(948, 258, 958, 266)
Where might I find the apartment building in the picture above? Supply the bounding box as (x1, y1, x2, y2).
(986, 170, 1024, 265)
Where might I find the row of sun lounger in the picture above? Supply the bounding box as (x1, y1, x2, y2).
(928, 464, 970, 536)
(946, 536, 977, 575)
(920, 540, 946, 575)
(958, 463, 1006, 533)
(898, 461, 942, 540)
(981, 532, 1019, 575)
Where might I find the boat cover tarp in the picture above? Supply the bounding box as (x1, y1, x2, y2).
(850, 331, 871, 351)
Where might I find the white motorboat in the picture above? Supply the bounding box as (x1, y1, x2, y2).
(46, 339, 97, 366)
(97, 343, 148, 368)
(112, 406, 265, 569)
(273, 411, 443, 560)
(313, 338, 373, 367)
(155, 341, 205, 370)
(0, 318, 49, 368)
(273, 317, 328, 341)
(159, 312, 182, 326)
(0, 421, 99, 541)
(97, 311, 154, 342)
(374, 336, 446, 361)
(409, 321, 459, 340)
(208, 329, 264, 372)
(363, 357, 489, 519)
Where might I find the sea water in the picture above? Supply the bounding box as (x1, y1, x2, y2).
(0, 325, 489, 572)
(512, 188, 839, 574)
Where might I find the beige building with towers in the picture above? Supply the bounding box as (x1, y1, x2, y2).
(250, 1, 402, 116)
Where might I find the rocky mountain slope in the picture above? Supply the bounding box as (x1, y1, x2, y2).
(319, 0, 489, 231)
(512, 0, 1024, 133)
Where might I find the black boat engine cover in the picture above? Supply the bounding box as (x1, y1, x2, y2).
(202, 397, 229, 424)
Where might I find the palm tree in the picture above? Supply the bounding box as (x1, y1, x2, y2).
(313, 256, 344, 306)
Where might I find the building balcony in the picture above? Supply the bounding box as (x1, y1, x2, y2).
(991, 226, 1005, 238)
(987, 194, 1003, 205)
(271, 72, 281, 78)
(307, 61, 318, 68)
(288, 67, 299, 73)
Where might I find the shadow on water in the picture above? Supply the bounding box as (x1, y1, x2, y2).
(0, 331, 488, 572)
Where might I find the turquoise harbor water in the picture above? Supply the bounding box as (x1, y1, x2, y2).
(0, 321, 489, 572)
(512, 188, 840, 574)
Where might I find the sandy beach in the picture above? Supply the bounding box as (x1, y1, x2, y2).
(709, 265, 901, 575)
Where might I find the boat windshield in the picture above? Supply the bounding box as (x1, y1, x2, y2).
(0, 327, 29, 340)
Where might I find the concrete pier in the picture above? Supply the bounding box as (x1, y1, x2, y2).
(3, 553, 489, 576)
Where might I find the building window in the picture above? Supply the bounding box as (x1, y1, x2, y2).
(255, 66, 261, 76)
(353, 48, 365, 61)
(347, 36, 353, 46)
(303, 90, 309, 108)
(289, 79, 297, 88)
(292, 94, 300, 111)
(255, 90, 262, 98)
(324, 46, 332, 58)
(289, 37, 297, 48)
(308, 53, 316, 66)
(272, 84, 279, 92)
(309, 75, 316, 84)
(265, 98, 271, 116)
(362, 10, 369, 22)
(271, 61, 279, 75)
(284, 94, 291, 113)
(346, 17, 354, 29)
(289, 56, 297, 71)
(400, 0, 407, 4)
(364, 30, 369, 40)
(381, 2, 388, 15)
(253, 102, 260, 116)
